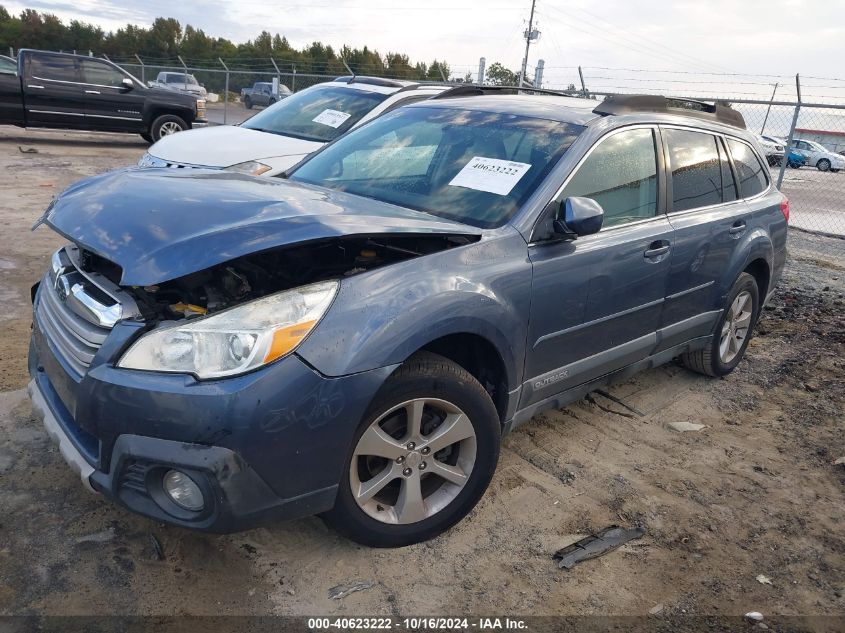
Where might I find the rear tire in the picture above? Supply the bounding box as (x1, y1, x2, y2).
(323, 352, 501, 548)
(682, 272, 759, 377)
(150, 114, 188, 142)
(140, 132, 153, 143)
(817, 159, 831, 172)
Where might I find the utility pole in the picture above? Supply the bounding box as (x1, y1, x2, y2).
(518, 0, 539, 88)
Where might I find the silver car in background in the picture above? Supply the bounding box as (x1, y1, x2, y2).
(150, 71, 208, 99)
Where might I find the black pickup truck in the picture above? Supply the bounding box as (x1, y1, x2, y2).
(0, 49, 207, 142)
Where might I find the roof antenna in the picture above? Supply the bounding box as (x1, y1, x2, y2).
(342, 59, 356, 84)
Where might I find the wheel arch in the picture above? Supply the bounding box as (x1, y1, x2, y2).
(411, 333, 511, 425)
(716, 229, 773, 308)
(743, 257, 771, 303)
(143, 106, 192, 128)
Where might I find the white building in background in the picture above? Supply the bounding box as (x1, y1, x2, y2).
(794, 128, 845, 154)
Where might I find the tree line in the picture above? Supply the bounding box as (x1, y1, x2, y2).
(0, 6, 455, 81)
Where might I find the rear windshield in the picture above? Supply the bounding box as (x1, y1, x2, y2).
(242, 85, 388, 142)
(290, 106, 584, 228)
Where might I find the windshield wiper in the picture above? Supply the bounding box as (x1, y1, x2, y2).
(245, 127, 327, 143)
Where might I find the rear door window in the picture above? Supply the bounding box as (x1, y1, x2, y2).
(30, 54, 80, 83)
(727, 139, 768, 198)
(664, 128, 724, 212)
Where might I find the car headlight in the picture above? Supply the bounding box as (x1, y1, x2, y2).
(224, 160, 272, 176)
(118, 281, 338, 379)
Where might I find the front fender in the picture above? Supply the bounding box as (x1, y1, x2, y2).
(296, 229, 531, 391)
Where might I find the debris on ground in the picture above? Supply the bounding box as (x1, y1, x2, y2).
(594, 389, 644, 417)
(648, 603, 664, 615)
(328, 581, 374, 600)
(585, 393, 636, 419)
(668, 421, 706, 432)
(756, 574, 773, 585)
(149, 533, 164, 561)
(17, 146, 38, 153)
(75, 528, 115, 544)
(834, 457, 845, 467)
(745, 612, 764, 622)
(553, 525, 645, 569)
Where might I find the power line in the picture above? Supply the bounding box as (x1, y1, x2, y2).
(538, 5, 731, 75)
(558, 3, 736, 74)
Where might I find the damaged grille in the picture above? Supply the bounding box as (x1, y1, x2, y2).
(35, 246, 137, 377)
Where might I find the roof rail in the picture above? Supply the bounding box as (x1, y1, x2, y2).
(333, 75, 411, 88)
(592, 94, 746, 129)
(432, 84, 582, 100)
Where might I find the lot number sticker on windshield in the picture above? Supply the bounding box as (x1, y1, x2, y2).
(312, 109, 352, 128)
(448, 156, 532, 195)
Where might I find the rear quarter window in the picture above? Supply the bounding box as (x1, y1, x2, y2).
(727, 139, 768, 198)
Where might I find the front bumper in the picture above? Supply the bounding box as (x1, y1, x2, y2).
(28, 313, 396, 532)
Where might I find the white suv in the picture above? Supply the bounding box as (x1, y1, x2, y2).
(139, 77, 451, 176)
(789, 139, 844, 172)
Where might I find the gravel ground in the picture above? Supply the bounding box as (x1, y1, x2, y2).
(0, 127, 842, 626)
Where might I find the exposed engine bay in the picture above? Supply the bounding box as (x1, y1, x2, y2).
(79, 234, 477, 323)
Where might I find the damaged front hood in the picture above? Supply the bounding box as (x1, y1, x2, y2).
(44, 168, 481, 286)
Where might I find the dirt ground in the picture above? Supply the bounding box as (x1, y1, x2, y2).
(0, 127, 843, 625)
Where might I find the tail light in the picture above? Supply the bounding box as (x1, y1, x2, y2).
(780, 195, 790, 222)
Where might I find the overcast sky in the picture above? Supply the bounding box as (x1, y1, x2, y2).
(5, 0, 845, 101)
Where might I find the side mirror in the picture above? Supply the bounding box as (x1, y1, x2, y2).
(553, 196, 604, 238)
(121, 77, 134, 90)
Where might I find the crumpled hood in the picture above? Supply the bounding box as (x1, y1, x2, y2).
(147, 125, 323, 168)
(43, 168, 481, 286)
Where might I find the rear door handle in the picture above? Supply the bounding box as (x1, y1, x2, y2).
(729, 221, 747, 236)
(644, 241, 670, 259)
(85, 90, 101, 94)
(27, 84, 45, 89)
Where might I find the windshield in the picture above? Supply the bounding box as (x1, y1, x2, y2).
(167, 73, 198, 85)
(242, 85, 389, 142)
(290, 106, 584, 228)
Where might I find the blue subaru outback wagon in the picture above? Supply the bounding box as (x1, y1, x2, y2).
(29, 92, 787, 546)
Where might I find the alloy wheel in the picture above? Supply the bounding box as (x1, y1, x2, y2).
(349, 398, 477, 525)
(719, 290, 753, 364)
(159, 121, 183, 136)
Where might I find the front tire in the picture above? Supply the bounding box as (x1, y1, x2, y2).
(244, 97, 253, 109)
(682, 272, 759, 377)
(140, 132, 153, 143)
(150, 114, 188, 142)
(817, 159, 831, 172)
(323, 352, 501, 548)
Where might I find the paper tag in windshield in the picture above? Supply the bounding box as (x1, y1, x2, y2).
(312, 109, 352, 128)
(448, 157, 532, 195)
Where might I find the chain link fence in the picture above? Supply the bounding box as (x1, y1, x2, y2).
(107, 58, 845, 238)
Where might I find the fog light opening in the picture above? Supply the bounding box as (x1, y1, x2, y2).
(162, 469, 205, 511)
